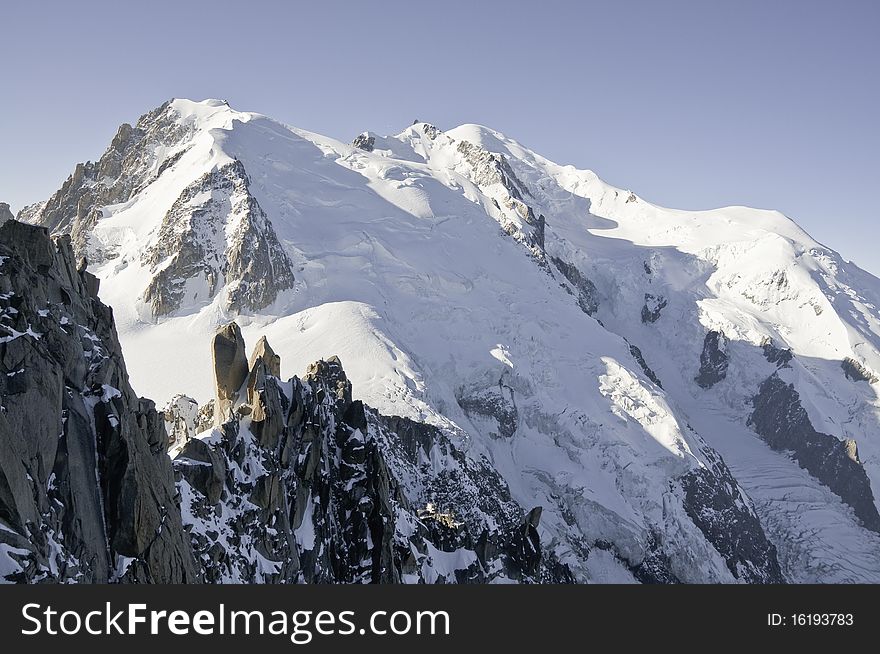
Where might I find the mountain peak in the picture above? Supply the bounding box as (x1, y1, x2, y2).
(14, 98, 880, 583)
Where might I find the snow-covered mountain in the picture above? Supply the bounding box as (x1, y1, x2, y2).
(8, 97, 880, 582)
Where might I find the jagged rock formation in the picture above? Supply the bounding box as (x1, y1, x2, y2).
(248, 335, 280, 378)
(18, 102, 191, 258)
(174, 325, 569, 583)
(842, 357, 878, 384)
(163, 394, 208, 453)
(456, 139, 546, 255)
(0, 221, 197, 582)
(0, 224, 568, 584)
(761, 340, 793, 367)
(416, 122, 441, 140)
(211, 322, 249, 424)
(352, 133, 375, 152)
(748, 373, 880, 532)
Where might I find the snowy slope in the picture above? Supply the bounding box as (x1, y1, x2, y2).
(453, 123, 880, 581)
(19, 98, 880, 582)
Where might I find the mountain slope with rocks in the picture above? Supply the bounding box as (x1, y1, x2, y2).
(7, 97, 880, 582)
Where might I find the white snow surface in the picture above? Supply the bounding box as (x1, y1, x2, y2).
(74, 99, 880, 581)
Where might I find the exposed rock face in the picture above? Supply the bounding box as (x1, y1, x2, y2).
(0, 221, 197, 582)
(18, 102, 190, 258)
(417, 122, 441, 140)
(680, 448, 784, 583)
(762, 340, 793, 367)
(0, 228, 569, 584)
(175, 326, 570, 583)
(212, 322, 249, 425)
(0, 203, 12, 225)
(352, 133, 375, 152)
(142, 160, 295, 317)
(249, 335, 280, 378)
(456, 139, 545, 256)
(695, 330, 729, 388)
(628, 343, 663, 388)
(551, 256, 599, 315)
(842, 357, 879, 384)
(457, 140, 529, 202)
(748, 373, 880, 533)
(641, 293, 667, 323)
(20, 103, 295, 321)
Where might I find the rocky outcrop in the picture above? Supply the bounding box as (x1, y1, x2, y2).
(748, 373, 880, 533)
(175, 326, 570, 583)
(628, 343, 663, 388)
(680, 448, 783, 583)
(352, 133, 375, 152)
(0, 226, 568, 584)
(19, 102, 295, 320)
(211, 322, 249, 425)
(456, 139, 545, 256)
(695, 330, 729, 388)
(0, 203, 12, 225)
(641, 293, 667, 323)
(457, 140, 530, 203)
(0, 221, 197, 582)
(0, 224, 788, 586)
(842, 357, 879, 384)
(248, 335, 280, 378)
(761, 340, 793, 367)
(141, 160, 295, 317)
(551, 256, 599, 315)
(416, 122, 441, 140)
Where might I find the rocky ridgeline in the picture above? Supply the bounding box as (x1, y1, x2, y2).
(550, 255, 599, 316)
(172, 322, 571, 583)
(18, 102, 192, 259)
(450, 136, 611, 346)
(455, 138, 546, 256)
(0, 221, 566, 583)
(0, 221, 196, 582)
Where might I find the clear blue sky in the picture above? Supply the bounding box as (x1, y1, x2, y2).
(2, 1, 878, 273)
